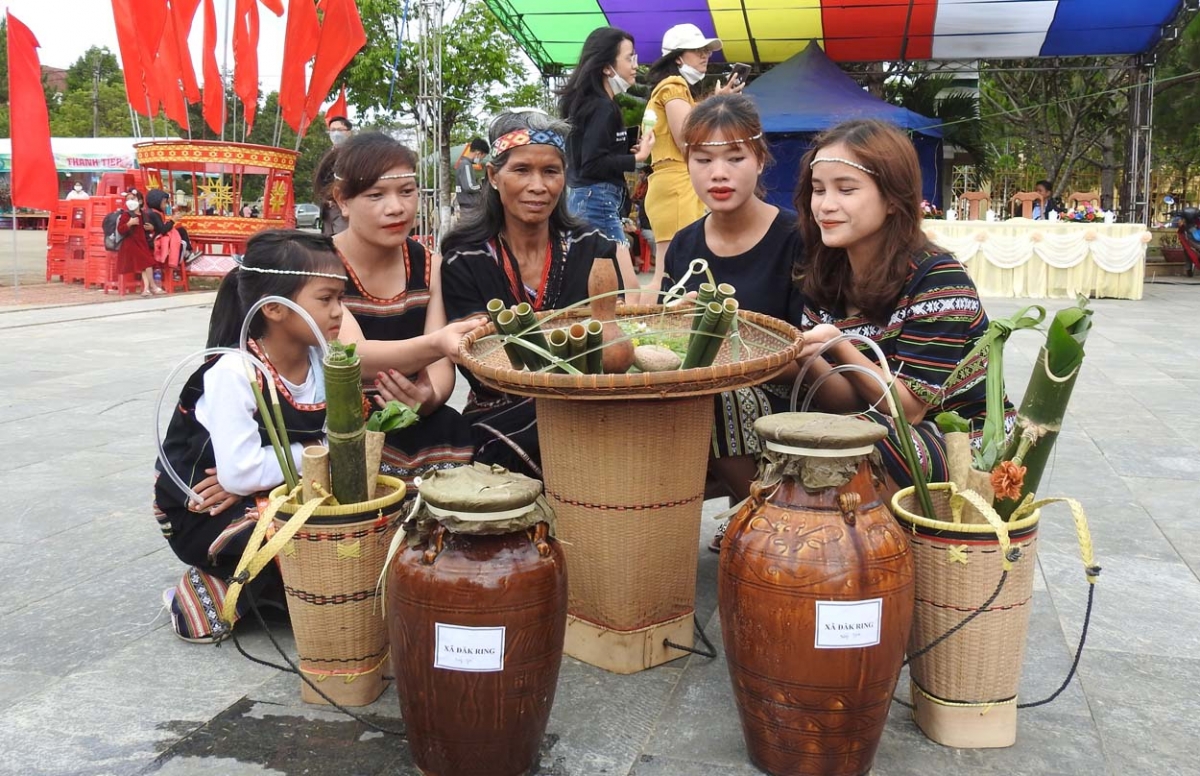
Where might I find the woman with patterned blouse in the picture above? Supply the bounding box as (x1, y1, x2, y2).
(792, 119, 1013, 489)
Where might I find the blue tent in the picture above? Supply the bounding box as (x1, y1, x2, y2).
(744, 42, 944, 209)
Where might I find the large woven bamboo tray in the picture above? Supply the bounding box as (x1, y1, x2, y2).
(459, 305, 804, 400)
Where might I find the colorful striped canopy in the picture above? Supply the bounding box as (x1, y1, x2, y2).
(486, 0, 1186, 73)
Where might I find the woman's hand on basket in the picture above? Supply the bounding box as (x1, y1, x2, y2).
(437, 316, 487, 363)
(797, 323, 842, 362)
(375, 368, 434, 415)
(189, 468, 239, 516)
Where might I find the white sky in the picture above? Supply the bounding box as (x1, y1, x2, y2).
(5, 0, 290, 90)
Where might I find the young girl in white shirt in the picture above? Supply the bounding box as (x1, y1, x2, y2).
(154, 230, 346, 643)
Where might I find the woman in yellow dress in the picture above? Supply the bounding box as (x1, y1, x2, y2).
(643, 23, 744, 290)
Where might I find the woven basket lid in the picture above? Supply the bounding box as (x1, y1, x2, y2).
(754, 412, 888, 451)
(419, 462, 543, 513)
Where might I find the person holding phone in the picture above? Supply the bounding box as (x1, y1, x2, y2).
(643, 23, 744, 291)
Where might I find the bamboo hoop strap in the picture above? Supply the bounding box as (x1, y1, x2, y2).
(950, 488, 1015, 571)
(220, 488, 331, 627)
(300, 651, 391, 682)
(1016, 496, 1099, 583)
(376, 490, 425, 618)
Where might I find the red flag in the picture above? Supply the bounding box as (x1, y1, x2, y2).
(302, 0, 366, 136)
(325, 85, 348, 125)
(111, 0, 156, 116)
(233, 0, 261, 132)
(168, 0, 202, 102)
(259, 0, 284, 16)
(156, 5, 192, 129)
(135, 1, 170, 118)
(201, 0, 225, 134)
(5, 12, 58, 212)
(279, 0, 321, 132)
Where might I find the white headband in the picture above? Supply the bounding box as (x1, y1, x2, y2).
(686, 132, 764, 148)
(333, 172, 417, 181)
(239, 266, 348, 281)
(810, 156, 876, 176)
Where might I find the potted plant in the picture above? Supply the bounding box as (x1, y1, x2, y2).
(889, 299, 1100, 749)
(1159, 232, 1187, 262)
(223, 340, 414, 708)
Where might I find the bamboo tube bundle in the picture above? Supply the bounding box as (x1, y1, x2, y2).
(700, 298, 739, 367)
(486, 298, 525, 370)
(514, 303, 552, 370)
(689, 283, 717, 334)
(324, 342, 369, 505)
(682, 301, 724, 370)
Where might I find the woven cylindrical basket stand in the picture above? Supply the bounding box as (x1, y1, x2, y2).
(461, 306, 802, 674)
(892, 483, 1040, 748)
(267, 475, 407, 706)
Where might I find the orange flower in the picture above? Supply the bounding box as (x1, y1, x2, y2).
(991, 460, 1027, 501)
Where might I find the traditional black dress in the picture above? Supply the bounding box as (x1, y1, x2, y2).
(340, 237, 474, 486)
(441, 228, 618, 477)
(661, 209, 806, 458)
(153, 341, 325, 640)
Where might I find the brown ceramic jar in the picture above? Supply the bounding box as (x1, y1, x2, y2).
(385, 464, 567, 776)
(718, 413, 914, 776)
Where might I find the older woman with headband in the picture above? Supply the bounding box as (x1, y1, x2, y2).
(441, 109, 623, 477)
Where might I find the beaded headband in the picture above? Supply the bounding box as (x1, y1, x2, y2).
(239, 265, 348, 281)
(491, 128, 567, 157)
(809, 156, 876, 176)
(685, 132, 764, 148)
(332, 171, 416, 181)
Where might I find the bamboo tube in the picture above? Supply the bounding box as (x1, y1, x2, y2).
(514, 302, 551, 371)
(682, 301, 723, 370)
(487, 298, 525, 370)
(689, 282, 717, 334)
(302, 446, 331, 503)
(547, 327, 570, 372)
(699, 298, 738, 367)
(568, 322, 588, 372)
(324, 343, 369, 505)
(714, 283, 736, 303)
(584, 319, 604, 375)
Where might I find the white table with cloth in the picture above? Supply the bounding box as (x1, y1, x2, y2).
(921, 218, 1149, 300)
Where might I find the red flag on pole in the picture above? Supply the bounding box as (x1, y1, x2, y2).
(201, 0, 225, 134)
(279, 0, 321, 133)
(232, 0, 261, 132)
(111, 0, 156, 116)
(134, 1, 170, 118)
(156, 7, 193, 130)
(167, 0, 202, 103)
(325, 85, 348, 126)
(5, 12, 59, 212)
(302, 0, 366, 136)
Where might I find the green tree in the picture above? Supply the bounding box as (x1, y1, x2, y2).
(1, 18, 10, 137)
(1152, 16, 1200, 203)
(883, 69, 988, 178)
(343, 0, 539, 199)
(979, 60, 1128, 207)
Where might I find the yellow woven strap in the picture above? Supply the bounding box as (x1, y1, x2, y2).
(1015, 496, 1099, 583)
(949, 488, 1015, 571)
(220, 488, 330, 627)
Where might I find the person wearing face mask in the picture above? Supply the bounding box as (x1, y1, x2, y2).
(116, 189, 165, 296)
(644, 24, 743, 287)
(558, 26, 655, 303)
(65, 181, 91, 200)
(327, 115, 353, 146)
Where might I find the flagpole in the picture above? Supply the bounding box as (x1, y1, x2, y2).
(222, 0, 232, 142)
(10, 205, 19, 304)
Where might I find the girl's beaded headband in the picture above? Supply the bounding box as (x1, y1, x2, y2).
(239, 265, 348, 281)
(333, 171, 417, 181)
(685, 132, 764, 148)
(809, 156, 877, 176)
